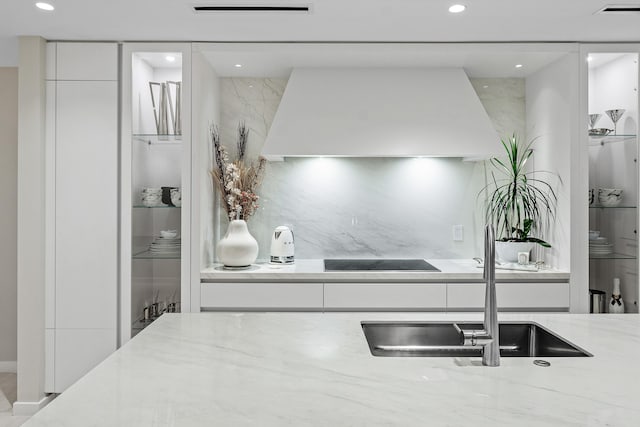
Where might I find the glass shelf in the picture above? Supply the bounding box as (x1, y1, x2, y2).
(133, 134, 182, 145)
(132, 250, 181, 260)
(133, 205, 181, 209)
(589, 252, 637, 260)
(589, 205, 637, 209)
(589, 134, 637, 146)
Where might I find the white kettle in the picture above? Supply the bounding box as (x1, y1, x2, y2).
(270, 226, 295, 264)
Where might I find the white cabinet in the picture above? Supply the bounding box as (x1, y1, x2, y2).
(201, 283, 323, 310)
(324, 283, 447, 310)
(120, 43, 192, 341)
(45, 42, 118, 393)
(447, 282, 570, 310)
(54, 81, 118, 329)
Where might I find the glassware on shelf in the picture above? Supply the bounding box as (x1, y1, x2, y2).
(605, 109, 626, 135)
(588, 113, 601, 129)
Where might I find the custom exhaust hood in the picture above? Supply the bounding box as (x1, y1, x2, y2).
(261, 67, 501, 160)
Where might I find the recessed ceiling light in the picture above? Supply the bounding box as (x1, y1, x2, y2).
(483, 85, 489, 89)
(35, 2, 55, 11)
(515, 64, 523, 69)
(448, 4, 466, 13)
(234, 64, 242, 68)
(165, 55, 176, 62)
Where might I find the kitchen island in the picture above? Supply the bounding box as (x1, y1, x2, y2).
(23, 312, 640, 426)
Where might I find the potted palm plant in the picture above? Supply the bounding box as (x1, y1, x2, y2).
(481, 134, 558, 263)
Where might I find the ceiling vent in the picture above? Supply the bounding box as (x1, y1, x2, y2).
(596, 4, 640, 13)
(193, 4, 312, 13)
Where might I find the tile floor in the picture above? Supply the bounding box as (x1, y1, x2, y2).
(0, 373, 29, 427)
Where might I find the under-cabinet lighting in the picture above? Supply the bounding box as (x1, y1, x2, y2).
(587, 56, 593, 62)
(165, 55, 176, 62)
(448, 4, 466, 13)
(35, 2, 54, 11)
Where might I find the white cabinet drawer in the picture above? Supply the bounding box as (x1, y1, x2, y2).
(447, 282, 570, 310)
(324, 283, 447, 310)
(201, 283, 323, 310)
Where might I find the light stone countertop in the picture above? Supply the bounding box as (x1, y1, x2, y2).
(201, 259, 570, 282)
(24, 312, 640, 427)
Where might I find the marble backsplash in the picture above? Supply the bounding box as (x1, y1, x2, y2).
(246, 157, 487, 260)
(212, 76, 524, 262)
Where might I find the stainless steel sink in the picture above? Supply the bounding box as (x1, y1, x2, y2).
(362, 321, 592, 357)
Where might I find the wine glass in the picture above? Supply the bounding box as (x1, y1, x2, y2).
(605, 109, 626, 135)
(588, 113, 601, 130)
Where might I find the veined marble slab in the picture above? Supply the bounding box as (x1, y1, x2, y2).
(201, 259, 570, 282)
(23, 312, 640, 426)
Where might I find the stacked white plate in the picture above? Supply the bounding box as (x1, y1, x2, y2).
(589, 236, 613, 256)
(149, 236, 181, 255)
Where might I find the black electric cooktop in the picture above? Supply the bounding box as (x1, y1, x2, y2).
(323, 259, 440, 272)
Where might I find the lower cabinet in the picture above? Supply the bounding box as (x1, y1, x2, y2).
(201, 283, 323, 310)
(201, 281, 569, 312)
(324, 283, 447, 310)
(447, 282, 570, 311)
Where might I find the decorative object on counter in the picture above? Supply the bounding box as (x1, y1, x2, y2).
(216, 211, 259, 268)
(170, 188, 182, 207)
(605, 109, 625, 135)
(211, 122, 265, 267)
(480, 134, 558, 263)
(597, 188, 623, 207)
(588, 113, 601, 130)
(270, 226, 295, 264)
(610, 278, 625, 313)
(517, 251, 530, 265)
(210, 122, 266, 221)
(589, 289, 607, 313)
(141, 187, 163, 207)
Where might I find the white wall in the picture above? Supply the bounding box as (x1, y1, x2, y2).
(192, 51, 221, 270)
(16, 36, 48, 410)
(526, 53, 581, 307)
(0, 67, 18, 371)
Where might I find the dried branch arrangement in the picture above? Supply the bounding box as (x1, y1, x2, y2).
(210, 122, 267, 221)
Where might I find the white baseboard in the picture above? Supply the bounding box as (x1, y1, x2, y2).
(12, 394, 56, 416)
(0, 361, 17, 373)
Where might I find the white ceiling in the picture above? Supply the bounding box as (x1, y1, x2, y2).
(1, 0, 640, 66)
(197, 43, 572, 78)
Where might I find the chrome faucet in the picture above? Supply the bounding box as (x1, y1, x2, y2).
(454, 224, 500, 366)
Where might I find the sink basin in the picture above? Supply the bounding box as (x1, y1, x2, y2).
(362, 321, 592, 357)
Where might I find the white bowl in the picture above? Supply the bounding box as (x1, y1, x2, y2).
(160, 230, 178, 238)
(598, 188, 623, 206)
(588, 230, 600, 240)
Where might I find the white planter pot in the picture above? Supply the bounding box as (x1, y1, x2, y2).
(495, 241, 535, 263)
(216, 220, 259, 267)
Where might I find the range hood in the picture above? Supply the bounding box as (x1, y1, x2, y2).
(262, 67, 501, 160)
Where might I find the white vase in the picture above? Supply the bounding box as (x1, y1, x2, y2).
(495, 241, 535, 263)
(216, 220, 259, 267)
